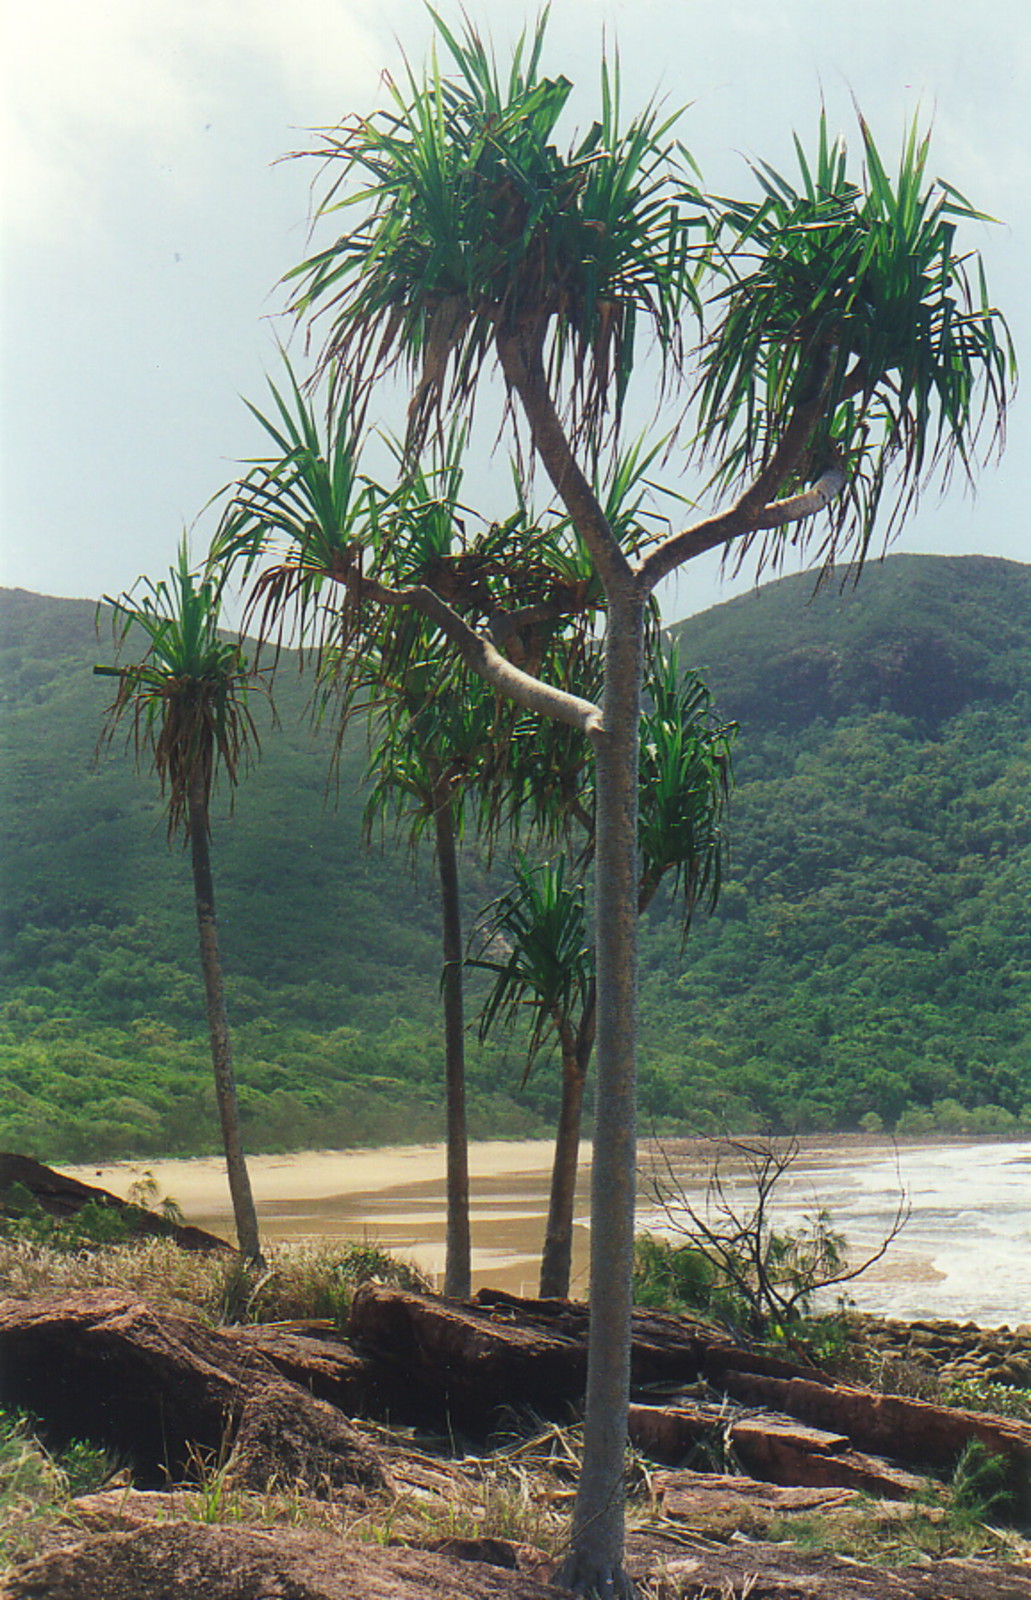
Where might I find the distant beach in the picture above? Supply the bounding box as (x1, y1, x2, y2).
(65, 1135, 1031, 1321)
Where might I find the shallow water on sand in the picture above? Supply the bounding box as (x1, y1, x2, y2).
(70, 1136, 1031, 1324)
(73, 1141, 587, 1297)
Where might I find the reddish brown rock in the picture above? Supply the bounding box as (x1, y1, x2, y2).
(0, 1154, 231, 1253)
(8, 1523, 1030, 1600)
(0, 1290, 387, 1494)
(630, 1535, 1031, 1599)
(628, 1402, 925, 1498)
(1, 1524, 566, 1600)
(233, 1321, 387, 1413)
(347, 1284, 819, 1426)
(717, 1368, 1031, 1509)
(347, 1284, 588, 1422)
(655, 1467, 857, 1525)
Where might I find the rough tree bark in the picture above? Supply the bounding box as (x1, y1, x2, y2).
(429, 763, 472, 1301)
(554, 587, 645, 1598)
(187, 771, 263, 1267)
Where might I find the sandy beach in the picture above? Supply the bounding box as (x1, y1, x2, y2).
(64, 1139, 588, 1295)
(63, 1135, 1031, 1319)
(72, 1139, 569, 1210)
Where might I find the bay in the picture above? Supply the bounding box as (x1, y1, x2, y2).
(68, 1135, 1031, 1327)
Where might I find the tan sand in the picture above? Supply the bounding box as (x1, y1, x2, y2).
(63, 1140, 591, 1296)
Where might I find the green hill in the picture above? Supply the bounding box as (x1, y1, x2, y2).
(650, 554, 1031, 1134)
(1, 555, 1029, 1160)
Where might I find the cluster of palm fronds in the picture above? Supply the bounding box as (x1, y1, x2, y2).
(95, 543, 262, 840)
(286, 14, 702, 460)
(697, 114, 1014, 567)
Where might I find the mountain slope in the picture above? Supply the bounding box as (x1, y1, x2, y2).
(671, 553, 1031, 731)
(652, 554, 1031, 1132)
(1, 555, 1029, 1159)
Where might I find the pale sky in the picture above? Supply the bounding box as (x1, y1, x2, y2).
(1, 0, 1027, 623)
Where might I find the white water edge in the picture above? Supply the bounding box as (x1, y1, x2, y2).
(67, 1136, 1031, 1327)
(638, 1138, 1031, 1328)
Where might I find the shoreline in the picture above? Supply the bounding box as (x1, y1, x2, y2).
(60, 1135, 1031, 1320)
(66, 1127, 1029, 1200)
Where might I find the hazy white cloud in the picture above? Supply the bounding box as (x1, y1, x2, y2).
(0, 0, 389, 244)
(0, 0, 1027, 609)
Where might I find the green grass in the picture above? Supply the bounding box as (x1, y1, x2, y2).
(0, 1410, 116, 1571)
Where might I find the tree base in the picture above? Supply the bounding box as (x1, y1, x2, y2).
(553, 1550, 636, 1598)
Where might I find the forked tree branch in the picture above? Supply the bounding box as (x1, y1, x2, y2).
(638, 364, 866, 592)
(496, 325, 634, 596)
(349, 569, 604, 738)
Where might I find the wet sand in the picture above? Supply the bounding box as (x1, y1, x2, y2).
(67, 1140, 591, 1296)
(66, 1134, 1031, 1319)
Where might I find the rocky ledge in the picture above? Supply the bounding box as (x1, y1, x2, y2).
(848, 1313, 1031, 1389)
(3, 1285, 1031, 1598)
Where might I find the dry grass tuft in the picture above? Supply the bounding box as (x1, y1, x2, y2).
(0, 1235, 428, 1327)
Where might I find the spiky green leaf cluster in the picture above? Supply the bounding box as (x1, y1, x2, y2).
(210, 363, 378, 667)
(638, 645, 734, 924)
(697, 114, 1014, 554)
(360, 649, 507, 857)
(472, 853, 592, 1079)
(286, 11, 701, 457)
(95, 544, 260, 838)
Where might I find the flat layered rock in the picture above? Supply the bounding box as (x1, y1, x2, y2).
(1, 1524, 565, 1600)
(0, 1290, 388, 1495)
(718, 1368, 1031, 1508)
(656, 1467, 857, 1523)
(347, 1285, 589, 1421)
(233, 1322, 386, 1412)
(634, 1537, 1031, 1599)
(347, 1285, 818, 1425)
(628, 1401, 925, 1498)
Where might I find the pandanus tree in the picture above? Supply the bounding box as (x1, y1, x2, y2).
(473, 647, 733, 1300)
(220, 388, 601, 1298)
(95, 546, 264, 1266)
(212, 19, 1012, 1593)
(472, 852, 595, 1298)
(361, 649, 506, 1299)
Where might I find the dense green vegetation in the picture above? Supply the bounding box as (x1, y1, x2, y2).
(1, 553, 1029, 1160)
(0, 588, 546, 1158)
(645, 553, 1031, 1135)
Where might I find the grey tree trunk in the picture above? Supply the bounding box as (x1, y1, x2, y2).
(556, 588, 645, 1598)
(430, 770, 472, 1300)
(186, 773, 263, 1267)
(538, 996, 595, 1300)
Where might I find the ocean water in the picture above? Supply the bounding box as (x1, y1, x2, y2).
(639, 1139, 1031, 1327)
(75, 1137, 1031, 1325)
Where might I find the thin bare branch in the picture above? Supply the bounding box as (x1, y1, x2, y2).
(353, 571, 604, 738)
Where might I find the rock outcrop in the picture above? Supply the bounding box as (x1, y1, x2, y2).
(0, 1154, 232, 1253)
(3, 1284, 1031, 1600)
(0, 1290, 387, 1494)
(7, 1519, 1031, 1600)
(1, 1524, 562, 1600)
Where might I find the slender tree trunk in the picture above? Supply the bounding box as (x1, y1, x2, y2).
(186, 773, 263, 1267)
(430, 768, 472, 1300)
(539, 995, 595, 1300)
(558, 588, 645, 1598)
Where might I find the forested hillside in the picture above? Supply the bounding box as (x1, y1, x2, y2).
(2, 554, 1029, 1160)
